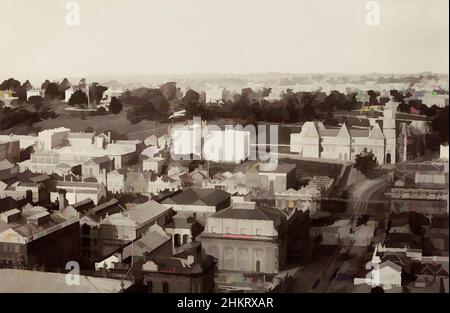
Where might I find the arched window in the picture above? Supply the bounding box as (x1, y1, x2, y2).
(174, 234, 181, 247)
(147, 281, 153, 293)
(81, 224, 90, 235)
(162, 281, 169, 293)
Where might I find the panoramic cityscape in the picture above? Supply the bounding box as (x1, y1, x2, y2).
(0, 0, 448, 298)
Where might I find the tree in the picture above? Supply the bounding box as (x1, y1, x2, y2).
(0, 78, 21, 91)
(109, 96, 123, 114)
(58, 78, 71, 96)
(89, 82, 108, 105)
(159, 81, 178, 101)
(354, 151, 378, 176)
(44, 82, 61, 100)
(28, 96, 44, 110)
(68, 90, 88, 107)
(431, 105, 449, 144)
(367, 90, 380, 106)
(182, 89, 201, 116)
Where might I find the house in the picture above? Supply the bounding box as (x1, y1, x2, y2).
(413, 262, 449, 288)
(164, 215, 204, 254)
(121, 223, 172, 264)
(141, 241, 215, 293)
(307, 176, 334, 195)
(290, 101, 430, 164)
(147, 174, 181, 195)
(53, 179, 107, 205)
(179, 169, 208, 188)
(273, 186, 322, 213)
(371, 260, 403, 290)
(107, 169, 125, 194)
(124, 171, 153, 194)
(142, 155, 165, 173)
(79, 198, 123, 267)
(99, 200, 174, 256)
(378, 233, 422, 254)
(170, 119, 251, 163)
(82, 156, 114, 178)
(63, 198, 95, 215)
(0, 159, 19, 181)
(0, 138, 20, 164)
(388, 212, 411, 234)
(202, 171, 249, 195)
(420, 92, 448, 108)
(161, 188, 231, 225)
(202, 128, 250, 164)
(423, 216, 449, 252)
(36, 127, 71, 151)
(389, 164, 448, 204)
(256, 163, 296, 193)
(440, 144, 449, 161)
(199, 199, 292, 275)
(144, 135, 158, 147)
(26, 88, 44, 100)
(0, 206, 80, 270)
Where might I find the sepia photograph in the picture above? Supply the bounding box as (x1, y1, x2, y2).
(0, 0, 448, 307)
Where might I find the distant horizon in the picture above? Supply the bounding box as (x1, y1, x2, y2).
(1, 71, 449, 87)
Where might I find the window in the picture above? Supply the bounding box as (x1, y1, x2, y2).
(162, 282, 169, 293)
(211, 226, 217, 233)
(226, 227, 232, 234)
(240, 228, 247, 235)
(225, 247, 233, 255)
(182, 234, 189, 244)
(174, 234, 181, 247)
(147, 281, 153, 293)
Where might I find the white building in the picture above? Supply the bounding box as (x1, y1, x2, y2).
(171, 120, 251, 163)
(203, 129, 250, 164)
(421, 92, 449, 108)
(26, 89, 44, 100)
(291, 101, 430, 164)
(36, 127, 71, 151)
(440, 144, 449, 160)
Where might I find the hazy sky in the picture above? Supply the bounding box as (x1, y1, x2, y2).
(0, 0, 448, 81)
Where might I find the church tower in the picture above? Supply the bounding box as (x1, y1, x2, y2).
(383, 100, 398, 164)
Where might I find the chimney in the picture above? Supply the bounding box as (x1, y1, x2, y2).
(26, 189, 33, 204)
(58, 189, 67, 211)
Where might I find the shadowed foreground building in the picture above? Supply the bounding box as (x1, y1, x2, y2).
(0, 268, 132, 292)
(0, 205, 80, 270)
(142, 241, 215, 293)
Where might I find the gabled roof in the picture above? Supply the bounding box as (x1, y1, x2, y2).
(0, 159, 15, 171)
(124, 200, 172, 226)
(368, 123, 385, 139)
(337, 123, 350, 137)
(162, 188, 230, 207)
(211, 206, 288, 230)
(300, 122, 320, 138)
(379, 260, 402, 272)
(123, 224, 170, 259)
(415, 263, 449, 276)
(85, 156, 111, 165)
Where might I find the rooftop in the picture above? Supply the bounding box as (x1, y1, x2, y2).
(162, 188, 230, 207)
(0, 269, 131, 293)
